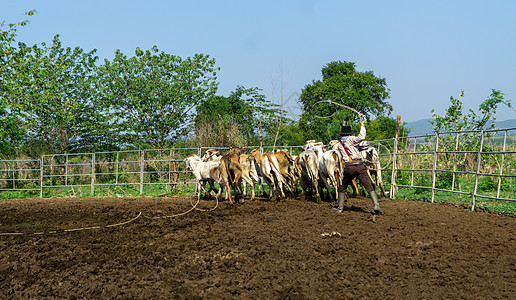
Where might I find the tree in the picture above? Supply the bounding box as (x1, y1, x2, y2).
(96, 46, 219, 149)
(2, 31, 101, 157)
(0, 10, 36, 157)
(365, 116, 411, 141)
(430, 89, 512, 133)
(298, 61, 392, 142)
(193, 86, 283, 147)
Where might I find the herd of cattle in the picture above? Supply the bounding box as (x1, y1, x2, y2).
(184, 140, 388, 204)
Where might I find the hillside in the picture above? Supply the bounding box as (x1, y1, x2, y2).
(405, 118, 516, 136)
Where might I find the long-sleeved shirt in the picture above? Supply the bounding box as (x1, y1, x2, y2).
(340, 125, 366, 162)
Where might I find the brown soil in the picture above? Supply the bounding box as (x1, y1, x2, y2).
(0, 195, 515, 299)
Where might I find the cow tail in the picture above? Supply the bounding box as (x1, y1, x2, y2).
(224, 157, 233, 183)
(333, 151, 342, 184)
(301, 154, 316, 182)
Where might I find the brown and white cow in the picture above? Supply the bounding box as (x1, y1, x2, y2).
(203, 148, 222, 161)
(219, 147, 243, 204)
(239, 153, 257, 200)
(272, 150, 297, 196)
(248, 148, 285, 200)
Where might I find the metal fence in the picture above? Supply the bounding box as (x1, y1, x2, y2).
(1, 129, 515, 211)
(370, 127, 516, 210)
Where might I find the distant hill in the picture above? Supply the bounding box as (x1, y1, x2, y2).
(405, 118, 516, 136)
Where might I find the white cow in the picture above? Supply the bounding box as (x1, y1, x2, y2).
(359, 143, 388, 197)
(304, 140, 343, 202)
(319, 145, 344, 201)
(295, 141, 324, 202)
(184, 154, 225, 201)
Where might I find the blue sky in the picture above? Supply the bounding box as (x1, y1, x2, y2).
(3, 0, 516, 122)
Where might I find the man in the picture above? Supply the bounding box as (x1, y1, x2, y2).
(333, 121, 383, 214)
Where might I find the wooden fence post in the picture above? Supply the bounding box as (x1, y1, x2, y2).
(390, 115, 401, 199)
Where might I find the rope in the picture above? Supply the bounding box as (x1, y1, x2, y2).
(190, 195, 219, 212)
(141, 196, 202, 219)
(0, 212, 143, 236)
(0, 195, 218, 236)
(313, 100, 367, 122)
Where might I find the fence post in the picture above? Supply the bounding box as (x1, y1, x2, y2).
(168, 149, 173, 192)
(40, 157, 43, 198)
(410, 138, 417, 186)
(451, 133, 459, 191)
(390, 137, 398, 199)
(431, 133, 439, 203)
(12, 161, 15, 190)
(91, 153, 95, 196)
(497, 130, 507, 198)
(140, 150, 144, 196)
(65, 153, 69, 187)
(390, 115, 401, 199)
(115, 152, 119, 185)
(472, 131, 485, 211)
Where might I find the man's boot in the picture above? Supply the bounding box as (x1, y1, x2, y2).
(369, 190, 383, 214)
(333, 192, 346, 213)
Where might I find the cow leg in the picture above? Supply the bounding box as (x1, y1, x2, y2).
(263, 175, 278, 200)
(299, 176, 308, 200)
(216, 183, 225, 201)
(242, 175, 255, 200)
(333, 173, 341, 202)
(374, 169, 388, 198)
(275, 176, 285, 199)
(221, 173, 233, 204)
(208, 179, 218, 195)
(321, 175, 334, 201)
(350, 179, 359, 198)
(315, 179, 323, 203)
(288, 174, 298, 196)
(225, 181, 233, 204)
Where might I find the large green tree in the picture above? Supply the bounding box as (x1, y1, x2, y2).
(2, 32, 101, 157)
(96, 46, 219, 149)
(365, 116, 411, 141)
(193, 86, 283, 147)
(298, 61, 392, 142)
(0, 10, 36, 157)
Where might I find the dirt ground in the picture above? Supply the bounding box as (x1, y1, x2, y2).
(0, 195, 514, 299)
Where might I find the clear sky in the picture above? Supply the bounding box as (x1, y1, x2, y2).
(3, 0, 516, 122)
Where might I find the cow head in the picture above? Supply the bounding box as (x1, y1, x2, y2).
(203, 149, 221, 161)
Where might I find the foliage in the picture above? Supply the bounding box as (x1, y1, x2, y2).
(431, 89, 512, 133)
(297, 61, 392, 143)
(96, 46, 219, 149)
(0, 10, 37, 157)
(365, 116, 411, 141)
(193, 86, 285, 147)
(2, 33, 101, 158)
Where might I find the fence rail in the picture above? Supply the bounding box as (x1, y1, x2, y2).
(370, 127, 516, 210)
(1, 129, 515, 211)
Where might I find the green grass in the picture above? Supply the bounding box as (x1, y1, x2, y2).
(2, 181, 514, 216)
(394, 186, 516, 215)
